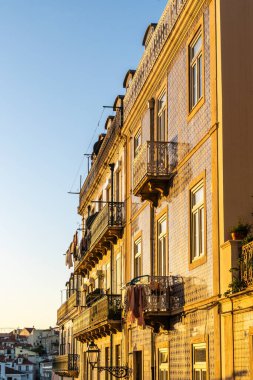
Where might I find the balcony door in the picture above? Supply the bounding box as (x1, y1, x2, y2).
(133, 351, 142, 380)
(157, 215, 168, 276)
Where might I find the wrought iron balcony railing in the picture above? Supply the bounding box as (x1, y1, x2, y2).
(133, 141, 177, 205)
(125, 275, 184, 331)
(90, 202, 124, 249)
(241, 241, 253, 287)
(75, 203, 124, 273)
(53, 354, 79, 378)
(57, 291, 80, 325)
(73, 295, 122, 341)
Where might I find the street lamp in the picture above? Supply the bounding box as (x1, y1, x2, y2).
(86, 342, 132, 379)
(86, 341, 100, 369)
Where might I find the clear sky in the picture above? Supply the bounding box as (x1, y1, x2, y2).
(0, 0, 167, 329)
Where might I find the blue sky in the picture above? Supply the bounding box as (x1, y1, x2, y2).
(0, 0, 167, 329)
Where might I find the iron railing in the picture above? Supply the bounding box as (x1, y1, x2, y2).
(89, 202, 124, 249)
(77, 202, 124, 262)
(133, 141, 178, 191)
(53, 354, 79, 373)
(126, 275, 184, 313)
(79, 111, 122, 211)
(57, 292, 80, 324)
(241, 241, 253, 287)
(73, 295, 122, 336)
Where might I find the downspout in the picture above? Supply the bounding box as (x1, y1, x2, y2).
(148, 98, 156, 380)
(109, 162, 115, 380)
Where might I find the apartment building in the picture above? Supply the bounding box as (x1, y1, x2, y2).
(53, 0, 253, 379)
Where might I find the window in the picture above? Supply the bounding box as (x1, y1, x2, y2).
(98, 193, 103, 211)
(115, 169, 122, 202)
(133, 351, 142, 380)
(134, 237, 142, 277)
(106, 186, 111, 202)
(134, 129, 141, 157)
(116, 253, 122, 294)
(192, 343, 207, 380)
(157, 216, 167, 276)
(104, 263, 111, 292)
(157, 93, 166, 141)
(115, 344, 121, 366)
(190, 182, 204, 262)
(158, 348, 168, 380)
(189, 30, 203, 111)
(26, 366, 29, 371)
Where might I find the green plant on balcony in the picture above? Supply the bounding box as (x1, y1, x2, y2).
(230, 221, 251, 240)
(241, 234, 253, 246)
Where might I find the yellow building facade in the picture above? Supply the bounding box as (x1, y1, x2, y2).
(53, 0, 253, 379)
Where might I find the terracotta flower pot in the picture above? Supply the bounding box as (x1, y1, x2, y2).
(231, 231, 247, 240)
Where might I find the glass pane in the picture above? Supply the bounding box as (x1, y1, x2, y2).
(192, 64, 197, 106)
(192, 35, 202, 58)
(202, 371, 206, 380)
(194, 347, 206, 363)
(193, 212, 198, 258)
(193, 186, 203, 206)
(160, 350, 168, 363)
(199, 207, 204, 255)
(159, 218, 166, 235)
(198, 55, 202, 98)
(158, 93, 166, 111)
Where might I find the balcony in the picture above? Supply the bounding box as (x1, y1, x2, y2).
(133, 141, 177, 206)
(125, 275, 184, 332)
(73, 295, 122, 342)
(57, 292, 80, 325)
(241, 241, 253, 287)
(53, 354, 79, 378)
(75, 202, 124, 274)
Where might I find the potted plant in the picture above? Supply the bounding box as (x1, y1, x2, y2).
(230, 221, 251, 240)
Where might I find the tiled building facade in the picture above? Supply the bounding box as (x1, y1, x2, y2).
(53, 0, 253, 379)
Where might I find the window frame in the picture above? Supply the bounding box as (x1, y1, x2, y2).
(157, 213, 168, 276)
(188, 172, 207, 270)
(157, 91, 167, 142)
(134, 128, 142, 158)
(187, 18, 205, 120)
(191, 342, 208, 380)
(158, 347, 169, 380)
(115, 252, 122, 294)
(134, 234, 142, 278)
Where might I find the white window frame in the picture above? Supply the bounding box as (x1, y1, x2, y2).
(134, 237, 142, 278)
(157, 92, 166, 141)
(192, 343, 207, 380)
(158, 348, 169, 380)
(157, 215, 167, 276)
(134, 128, 142, 157)
(189, 30, 203, 111)
(190, 181, 205, 262)
(115, 253, 122, 294)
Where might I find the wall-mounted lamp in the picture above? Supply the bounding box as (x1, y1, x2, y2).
(86, 341, 131, 379)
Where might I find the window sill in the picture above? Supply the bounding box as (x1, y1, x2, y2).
(189, 253, 206, 270)
(187, 96, 205, 122)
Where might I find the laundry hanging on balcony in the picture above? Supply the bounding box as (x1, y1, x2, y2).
(65, 248, 73, 269)
(124, 285, 147, 328)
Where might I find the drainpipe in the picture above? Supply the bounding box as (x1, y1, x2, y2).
(109, 163, 115, 226)
(148, 98, 156, 380)
(109, 163, 115, 380)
